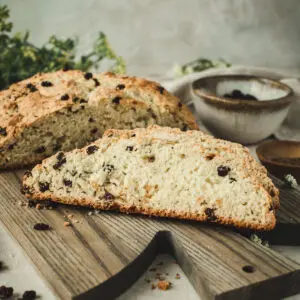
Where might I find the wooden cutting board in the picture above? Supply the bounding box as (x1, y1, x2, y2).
(0, 170, 300, 300)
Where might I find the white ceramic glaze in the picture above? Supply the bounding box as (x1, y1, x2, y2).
(192, 76, 294, 144)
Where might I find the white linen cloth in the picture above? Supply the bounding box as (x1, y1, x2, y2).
(160, 66, 300, 141)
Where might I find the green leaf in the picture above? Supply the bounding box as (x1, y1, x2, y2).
(0, 5, 126, 90)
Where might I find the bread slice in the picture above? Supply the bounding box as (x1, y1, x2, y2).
(0, 71, 198, 169)
(22, 126, 279, 230)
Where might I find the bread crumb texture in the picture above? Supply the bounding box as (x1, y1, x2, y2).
(23, 126, 279, 230)
(0, 70, 198, 169)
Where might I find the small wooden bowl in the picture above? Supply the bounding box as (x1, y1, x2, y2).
(256, 140, 300, 181)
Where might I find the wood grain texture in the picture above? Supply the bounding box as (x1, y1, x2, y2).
(0, 170, 300, 300)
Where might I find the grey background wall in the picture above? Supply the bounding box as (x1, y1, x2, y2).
(2, 0, 300, 76)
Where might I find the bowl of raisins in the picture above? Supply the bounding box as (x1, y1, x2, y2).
(192, 75, 294, 144)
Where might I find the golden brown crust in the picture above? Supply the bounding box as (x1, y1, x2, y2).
(0, 71, 198, 169)
(95, 72, 198, 130)
(0, 71, 198, 147)
(23, 191, 276, 231)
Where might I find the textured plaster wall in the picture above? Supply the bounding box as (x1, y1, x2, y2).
(2, 0, 300, 76)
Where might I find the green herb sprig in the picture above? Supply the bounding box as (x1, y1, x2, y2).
(0, 5, 126, 90)
(173, 58, 231, 77)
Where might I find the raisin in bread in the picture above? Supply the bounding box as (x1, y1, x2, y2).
(0, 71, 198, 169)
(22, 126, 279, 230)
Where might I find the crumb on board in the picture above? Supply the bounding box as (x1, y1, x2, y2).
(64, 221, 72, 227)
(175, 273, 181, 279)
(67, 214, 74, 218)
(151, 284, 156, 290)
(250, 234, 269, 247)
(284, 174, 298, 189)
(157, 280, 171, 290)
(35, 203, 42, 210)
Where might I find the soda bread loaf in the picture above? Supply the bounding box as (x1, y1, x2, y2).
(22, 126, 279, 230)
(0, 71, 198, 169)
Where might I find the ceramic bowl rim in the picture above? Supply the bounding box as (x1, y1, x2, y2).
(192, 74, 294, 108)
(256, 140, 300, 169)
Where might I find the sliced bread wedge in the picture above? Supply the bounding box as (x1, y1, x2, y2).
(0, 71, 198, 169)
(22, 126, 279, 230)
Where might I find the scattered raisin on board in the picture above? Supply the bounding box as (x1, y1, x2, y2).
(0, 285, 13, 299)
(22, 290, 37, 300)
(33, 223, 51, 231)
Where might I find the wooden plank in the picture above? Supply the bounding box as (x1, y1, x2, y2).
(0, 170, 300, 300)
(251, 175, 300, 245)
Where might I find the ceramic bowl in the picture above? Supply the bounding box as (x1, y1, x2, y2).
(257, 140, 300, 181)
(192, 75, 294, 144)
